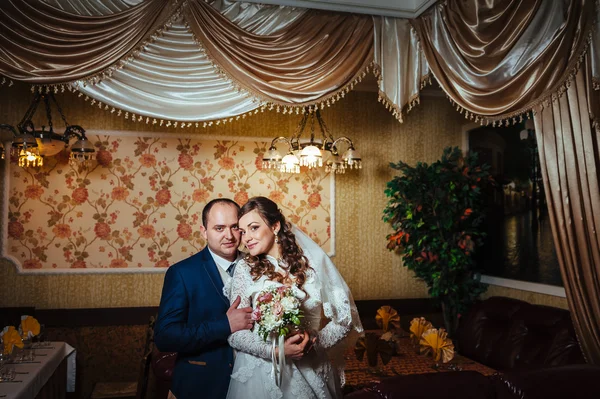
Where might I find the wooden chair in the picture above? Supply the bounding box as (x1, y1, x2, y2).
(90, 317, 155, 399)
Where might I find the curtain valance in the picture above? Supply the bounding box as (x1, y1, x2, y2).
(411, 0, 596, 124)
(185, 0, 373, 107)
(0, 0, 174, 84)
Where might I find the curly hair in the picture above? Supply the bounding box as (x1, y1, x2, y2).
(239, 196, 311, 289)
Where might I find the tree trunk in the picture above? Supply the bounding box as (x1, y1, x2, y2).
(441, 300, 459, 338)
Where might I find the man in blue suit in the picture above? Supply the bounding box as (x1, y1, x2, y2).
(154, 198, 253, 399)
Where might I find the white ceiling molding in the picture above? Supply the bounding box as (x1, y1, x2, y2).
(236, 0, 438, 18)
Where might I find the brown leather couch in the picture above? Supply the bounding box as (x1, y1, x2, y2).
(344, 364, 600, 399)
(455, 296, 584, 370)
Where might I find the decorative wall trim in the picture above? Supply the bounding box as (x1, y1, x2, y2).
(23, 298, 441, 328)
(2, 130, 335, 274)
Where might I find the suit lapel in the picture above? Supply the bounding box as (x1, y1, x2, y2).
(199, 247, 229, 306)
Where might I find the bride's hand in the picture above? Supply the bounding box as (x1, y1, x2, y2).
(280, 332, 310, 360)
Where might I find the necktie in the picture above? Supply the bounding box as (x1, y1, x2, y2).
(226, 262, 236, 277)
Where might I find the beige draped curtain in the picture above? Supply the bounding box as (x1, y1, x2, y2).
(412, 0, 594, 123)
(0, 0, 174, 83)
(373, 16, 430, 123)
(0, 0, 373, 113)
(185, 1, 373, 107)
(414, 0, 600, 364)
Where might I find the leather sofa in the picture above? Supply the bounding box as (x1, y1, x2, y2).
(344, 364, 600, 399)
(455, 296, 584, 370)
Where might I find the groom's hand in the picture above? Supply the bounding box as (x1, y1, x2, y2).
(227, 296, 253, 333)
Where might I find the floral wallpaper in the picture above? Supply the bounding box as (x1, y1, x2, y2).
(4, 133, 333, 273)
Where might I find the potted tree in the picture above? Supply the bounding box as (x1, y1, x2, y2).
(383, 147, 492, 336)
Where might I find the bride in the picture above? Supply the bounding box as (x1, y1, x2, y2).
(225, 196, 363, 399)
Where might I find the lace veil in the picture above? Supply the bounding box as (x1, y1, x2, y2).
(291, 225, 364, 382)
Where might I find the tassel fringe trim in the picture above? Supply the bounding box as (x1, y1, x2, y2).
(0, 75, 14, 88)
(372, 63, 433, 123)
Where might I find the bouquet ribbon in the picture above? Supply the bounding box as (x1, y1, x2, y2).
(271, 334, 286, 387)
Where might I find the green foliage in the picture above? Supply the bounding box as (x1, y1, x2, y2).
(383, 147, 492, 326)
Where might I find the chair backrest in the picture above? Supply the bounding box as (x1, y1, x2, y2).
(136, 316, 156, 399)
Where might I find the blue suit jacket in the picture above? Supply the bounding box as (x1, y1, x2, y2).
(154, 247, 234, 399)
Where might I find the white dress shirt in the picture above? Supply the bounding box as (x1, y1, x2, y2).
(207, 248, 243, 286)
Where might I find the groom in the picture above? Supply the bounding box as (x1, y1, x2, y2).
(154, 198, 253, 399)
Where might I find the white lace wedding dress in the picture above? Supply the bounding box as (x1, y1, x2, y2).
(225, 256, 348, 399)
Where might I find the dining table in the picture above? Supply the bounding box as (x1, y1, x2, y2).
(343, 331, 496, 389)
(0, 342, 76, 399)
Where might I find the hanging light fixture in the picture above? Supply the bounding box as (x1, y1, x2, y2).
(262, 108, 362, 174)
(2, 92, 95, 168)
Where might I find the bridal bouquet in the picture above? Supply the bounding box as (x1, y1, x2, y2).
(253, 285, 303, 342)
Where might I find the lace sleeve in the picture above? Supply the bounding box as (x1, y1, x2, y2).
(227, 261, 273, 360)
(318, 299, 351, 349)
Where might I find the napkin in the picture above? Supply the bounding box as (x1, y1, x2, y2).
(419, 328, 455, 363)
(409, 317, 433, 344)
(375, 306, 400, 332)
(21, 315, 41, 339)
(354, 333, 395, 366)
(1, 326, 24, 355)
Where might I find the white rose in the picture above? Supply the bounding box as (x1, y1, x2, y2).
(280, 297, 298, 312)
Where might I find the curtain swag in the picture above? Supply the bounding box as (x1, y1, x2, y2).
(412, 0, 598, 126)
(0, 0, 599, 126)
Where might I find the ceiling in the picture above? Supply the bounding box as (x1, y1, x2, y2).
(237, 0, 438, 18)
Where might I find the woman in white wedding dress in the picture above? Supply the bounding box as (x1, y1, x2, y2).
(225, 196, 363, 399)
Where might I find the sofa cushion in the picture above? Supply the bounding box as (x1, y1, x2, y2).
(456, 296, 584, 370)
(344, 371, 496, 399)
(492, 364, 600, 399)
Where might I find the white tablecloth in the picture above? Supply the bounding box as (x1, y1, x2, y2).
(0, 342, 76, 399)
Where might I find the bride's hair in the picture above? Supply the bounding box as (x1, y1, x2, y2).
(239, 196, 311, 289)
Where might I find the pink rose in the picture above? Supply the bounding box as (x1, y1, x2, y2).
(257, 292, 273, 304)
(272, 302, 284, 318)
(251, 307, 262, 322)
(277, 286, 287, 295)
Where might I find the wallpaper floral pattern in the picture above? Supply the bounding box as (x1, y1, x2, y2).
(5, 134, 333, 272)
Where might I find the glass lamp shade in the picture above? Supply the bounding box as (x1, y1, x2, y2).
(280, 153, 300, 174)
(11, 133, 37, 151)
(342, 147, 362, 169)
(519, 129, 529, 140)
(325, 153, 346, 174)
(299, 144, 322, 168)
(262, 147, 283, 170)
(69, 138, 95, 167)
(18, 146, 43, 168)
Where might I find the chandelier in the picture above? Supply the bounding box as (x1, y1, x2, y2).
(0, 92, 95, 168)
(262, 108, 362, 174)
